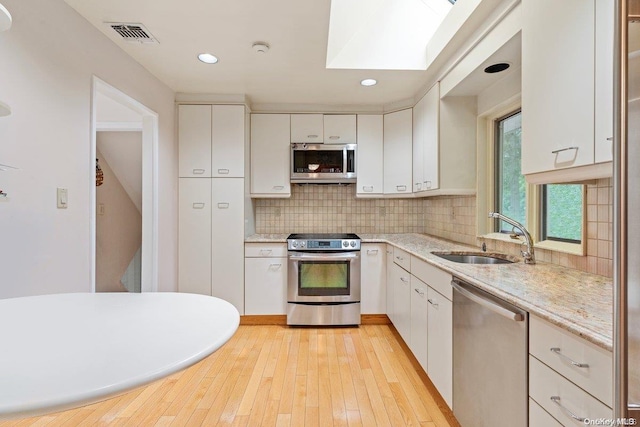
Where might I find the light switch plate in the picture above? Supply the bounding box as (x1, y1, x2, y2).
(98, 203, 105, 215)
(57, 188, 68, 209)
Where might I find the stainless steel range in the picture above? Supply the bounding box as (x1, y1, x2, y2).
(287, 233, 361, 326)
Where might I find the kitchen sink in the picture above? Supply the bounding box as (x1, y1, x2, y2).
(431, 251, 517, 264)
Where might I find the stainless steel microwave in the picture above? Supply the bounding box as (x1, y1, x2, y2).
(291, 143, 356, 183)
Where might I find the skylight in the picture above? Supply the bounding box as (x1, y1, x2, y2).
(326, 0, 454, 70)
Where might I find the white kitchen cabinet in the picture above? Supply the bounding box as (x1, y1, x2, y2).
(595, 0, 614, 163)
(386, 245, 395, 323)
(410, 276, 429, 372)
(383, 109, 413, 195)
(427, 286, 453, 408)
(522, 0, 613, 179)
(250, 114, 291, 197)
(323, 114, 356, 144)
(361, 243, 386, 314)
(179, 105, 212, 177)
(211, 105, 245, 177)
(245, 243, 287, 315)
(356, 115, 384, 196)
(392, 262, 411, 344)
(291, 114, 323, 143)
(413, 83, 439, 193)
(178, 178, 212, 295)
(211, 178, 245, 314)
(529, 398, 562, 427)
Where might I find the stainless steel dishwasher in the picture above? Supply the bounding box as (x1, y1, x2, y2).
(452, 277, 528, 427)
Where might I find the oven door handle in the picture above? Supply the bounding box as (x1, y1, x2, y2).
(288, 252, 359, 261)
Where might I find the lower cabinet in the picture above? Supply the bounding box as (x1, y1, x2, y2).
(386, 245, 395, 323)
(426, 286, 453, 408)
(392, 262, 412, 344)
(410, 277, 429, 371)
(361, 243, 386, 314)
(244, 243, 287, 315)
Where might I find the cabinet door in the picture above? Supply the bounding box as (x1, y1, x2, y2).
(179, 105, 212, 177)
(386, 245, 395, 322)
(384, 109, 413, 194)
(179, 178, 212, 295)
(250, 114, 291, 197)
(211, 178, 245, 314)
(212, 105, 244, 177)
(244, 257, 287, 315)
(323, 115, 356, 144)
(595, 0, 614, 163)
(392, 263, 411, 344)
(356, 115, 384, 196)
(413, 85, 439, 193)
(427, 287, 452, 408)
(291, 114, 323, 143)
(361, 244, 386, 314)
(521, 0, 595, 175)
(410, 277, 428, 372)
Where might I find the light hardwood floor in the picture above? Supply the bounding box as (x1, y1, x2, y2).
(1, 325, 455, 427)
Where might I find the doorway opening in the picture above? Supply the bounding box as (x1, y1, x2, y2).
(91, 77, 159, 293)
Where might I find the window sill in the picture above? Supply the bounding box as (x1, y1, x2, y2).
(481, 233, 585, 256)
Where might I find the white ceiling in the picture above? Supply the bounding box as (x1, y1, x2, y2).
(64, 0, 439, 106)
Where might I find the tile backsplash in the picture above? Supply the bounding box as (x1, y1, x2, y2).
(255, 178, 614, 277)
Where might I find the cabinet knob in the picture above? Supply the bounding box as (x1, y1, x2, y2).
(192, 169, 205, 175)
(307, 134, 319, 139)
(217, 203, 230, 209)
(396, 185, 407, 192)
(424, 181, 432, 189)
(192, 202, 205, 209)
(217, 169, 230, 174)
(367, 249, 378, 255)
(363, 186, 374, 192)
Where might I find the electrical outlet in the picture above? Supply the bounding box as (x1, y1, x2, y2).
(98, 204, 105, 215)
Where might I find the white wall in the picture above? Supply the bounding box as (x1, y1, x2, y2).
(0, 0, 177, 298)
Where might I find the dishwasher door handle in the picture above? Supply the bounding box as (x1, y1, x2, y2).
(452, 280, 525, 322)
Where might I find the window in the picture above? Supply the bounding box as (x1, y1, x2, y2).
(541, 184, 583, 243)
(495, 111, 525, 233)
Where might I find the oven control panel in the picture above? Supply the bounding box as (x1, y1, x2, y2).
(288, 239, 361, 251)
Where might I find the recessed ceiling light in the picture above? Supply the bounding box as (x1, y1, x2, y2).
(484, 62, 510, 74)
(360, 78, 377, 87)
(198, 53, 219, 64)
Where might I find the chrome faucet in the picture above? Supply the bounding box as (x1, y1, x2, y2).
(488, 212, 536, 264)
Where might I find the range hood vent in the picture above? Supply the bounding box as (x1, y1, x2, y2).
(106, 23, 158, 44)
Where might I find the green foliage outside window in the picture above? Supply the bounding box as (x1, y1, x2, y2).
(544, 184, 583, 242)
(497, 112, 526, 232)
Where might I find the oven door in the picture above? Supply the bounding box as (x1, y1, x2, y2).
(287, 251, 361, 303)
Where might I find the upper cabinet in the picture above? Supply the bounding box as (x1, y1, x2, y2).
(383, 109, 413, 195)
(323, 115, 356, 144)
(251, 114, 292, 197)
(413, 84, 439, 193)
(356, 115, 384, 196)
(178, 104, 245, 178)
(291, 114, 323, 143)
(522, 0, 613, 182)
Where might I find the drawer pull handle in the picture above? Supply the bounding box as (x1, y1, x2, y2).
(396, 185, 407, 192)
(396, 256, 404, 261)
(307, 134, 319, 139)
(551, 146, 579, 154)
(192, 169, 205, 174)
(260, 249, 273, 255)
(550, 396, 586, 422)
(192, 202, 205, 209)
(367, 249, 378, 255)
(273, 185, 284, 190)
(329, 135, 340, 140)
(217, 168, 230, 174)
(269, 263, 282, 269)
(550, 348, 589, 368)
(414, 288, 424, 296)
(427, 298, 438, 308)
(606, 137, 613, 141)
(217, 203, 230, 209)
(362, 186, 374, 192)
(400, 277, 409, 283)
(424, 181, 432, 188)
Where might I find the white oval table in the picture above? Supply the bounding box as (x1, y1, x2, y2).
(0, 292, 240, 420)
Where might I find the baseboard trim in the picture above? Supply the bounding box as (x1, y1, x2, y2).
(387, 324, 461, 427)
(239, 314, 390, 326)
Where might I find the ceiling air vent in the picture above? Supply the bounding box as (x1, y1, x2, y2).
(106, 22, 158, 44)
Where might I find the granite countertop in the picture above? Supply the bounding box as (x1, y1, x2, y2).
(245, 233, 613, 351)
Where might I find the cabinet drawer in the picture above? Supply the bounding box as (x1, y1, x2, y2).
(529, 398, 562, 427)
(411, 256, 452, 300)
(529, 356, 612, 425)
(392, 247, 411, 271)
(530, 315, 612, 407)
(245, 243, 288, 258)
